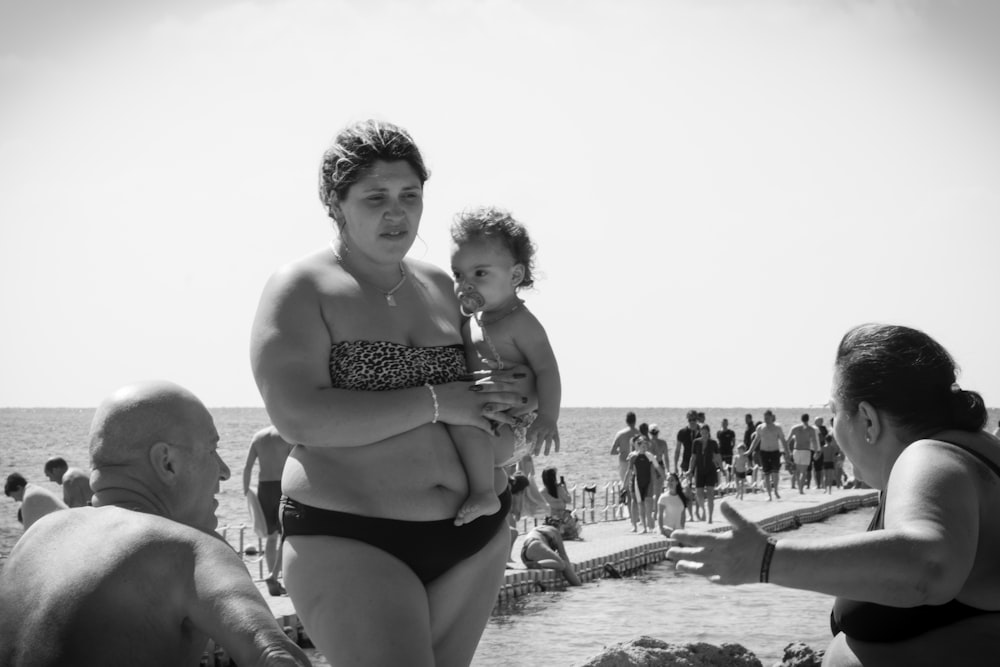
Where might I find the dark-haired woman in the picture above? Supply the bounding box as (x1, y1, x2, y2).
(250, 120, 530, 666)
(668, 323, 1000, 666)
(657, 472, 688, 537)
(541, 466, 580, 540)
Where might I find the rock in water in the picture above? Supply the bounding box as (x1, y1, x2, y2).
(773, 642, 824, 667)
(579, 636, 763, 667)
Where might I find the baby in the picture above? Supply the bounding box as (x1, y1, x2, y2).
(449, 206, 561, 525)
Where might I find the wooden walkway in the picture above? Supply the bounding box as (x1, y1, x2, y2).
(203, 487, 878, 663)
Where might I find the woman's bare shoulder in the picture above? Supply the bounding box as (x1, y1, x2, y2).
(267, 247, 335, 286)
(908, 432, 1000, 469)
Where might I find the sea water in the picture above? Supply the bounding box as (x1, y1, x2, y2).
(473, 509, 870, 666)
(2, 405, 885, 559)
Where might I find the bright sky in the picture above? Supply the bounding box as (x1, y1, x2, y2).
(2, 0, 999, 409)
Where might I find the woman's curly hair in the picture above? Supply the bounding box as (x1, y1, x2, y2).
(318, 119, 429, 225)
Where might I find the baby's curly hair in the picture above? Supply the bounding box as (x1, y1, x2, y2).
(450, 206, 536, 290)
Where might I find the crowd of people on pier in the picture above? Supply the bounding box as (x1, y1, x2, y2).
(608, 408, 853, 532)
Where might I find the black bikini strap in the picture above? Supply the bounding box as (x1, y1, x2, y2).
(940, 440, 1000, 479)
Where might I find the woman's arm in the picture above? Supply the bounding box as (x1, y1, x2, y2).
(668, 442, 981, 606)
(250, 263, 520, 447)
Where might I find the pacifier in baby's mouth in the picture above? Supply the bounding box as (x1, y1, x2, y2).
(458, 291, 486, 317)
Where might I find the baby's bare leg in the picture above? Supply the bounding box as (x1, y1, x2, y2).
(451, 425, 502, 526)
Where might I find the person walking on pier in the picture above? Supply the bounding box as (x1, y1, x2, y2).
(691, 424, 722, 523)
(788, 414, 818, 494)
(746, 410, 789, 501)
(674, 410, 700, 475)
(813, 416, 830, 488)
(717, 418, 736, 484)
(0, 381, 310, 667)
(626, 435, 659, 533)
(243, 425, 293, 596)
(610, 411, 639, 483)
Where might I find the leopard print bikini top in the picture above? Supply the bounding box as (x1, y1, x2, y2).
(329, 340, 466, 391)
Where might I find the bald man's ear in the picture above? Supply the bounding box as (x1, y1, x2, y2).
(149, 441, 177, 484)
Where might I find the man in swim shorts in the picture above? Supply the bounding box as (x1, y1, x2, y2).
(0, 381, 309, 667)
(43, 456, 93, 507)
(610, 411, 639, 483)
(746, 409, 789, 501)
(243, 425, 293, 596)
(787, 413, 818, 494)
(716, 418, 736, 483)
(674, 410, 700, 475)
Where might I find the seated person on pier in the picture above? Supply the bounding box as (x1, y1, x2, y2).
(657, 472, 688, 538)
(541, 466, 581, 540)
(0, 381, 310, 667)
(520, 524, 581, 586)
(669, 324, 1000, 667)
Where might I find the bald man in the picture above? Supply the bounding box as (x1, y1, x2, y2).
(0, 381, 310, 667)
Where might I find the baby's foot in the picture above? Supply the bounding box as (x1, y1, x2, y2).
(454, 491, 501, 526)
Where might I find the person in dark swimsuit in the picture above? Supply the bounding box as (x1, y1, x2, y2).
(626, 435, 657, 533)
(250, 120, 532, 667)
(691, 424, 722, 523)
(667, 324, 1000, 667)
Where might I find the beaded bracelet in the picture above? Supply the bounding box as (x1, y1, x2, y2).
(425, 383, 439, 424)
(759, 536, 778, 583)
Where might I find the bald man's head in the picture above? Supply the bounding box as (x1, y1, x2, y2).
(88, 381, 229, 531)
(89, 381, 207, 469)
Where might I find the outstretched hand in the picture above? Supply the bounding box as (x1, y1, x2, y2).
(666, 501, 771, 585)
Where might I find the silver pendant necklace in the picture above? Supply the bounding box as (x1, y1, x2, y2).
(330, 242, 407, 307)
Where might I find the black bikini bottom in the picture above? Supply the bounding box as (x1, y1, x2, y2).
(281, 489, 511, 584)
(831, 597, 998, 642)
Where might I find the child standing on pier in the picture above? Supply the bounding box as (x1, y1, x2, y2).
(450, 206, 561, 525)
(732, 443, 749, 500)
